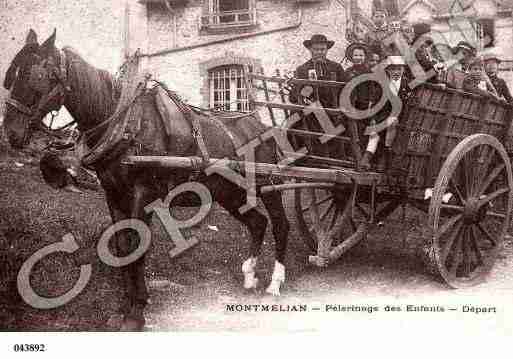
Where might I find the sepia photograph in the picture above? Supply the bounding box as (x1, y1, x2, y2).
(1, 0, 513, 355)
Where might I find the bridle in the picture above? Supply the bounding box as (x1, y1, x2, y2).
(4, 49, 74, 141)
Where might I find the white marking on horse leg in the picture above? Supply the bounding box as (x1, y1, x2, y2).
(265, 261, 285, 296)
(241, 257, 258, 289)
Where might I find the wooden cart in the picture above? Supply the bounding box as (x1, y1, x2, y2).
(247, 72, 513, 288)
(124, 70, 513, 289)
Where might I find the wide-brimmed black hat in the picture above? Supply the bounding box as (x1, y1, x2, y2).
(303, 34, 335, 49)
(452, 41, 476, 55)
(345, 42, 369, 62)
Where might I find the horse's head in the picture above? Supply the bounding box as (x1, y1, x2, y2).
(3, 29, 67, 148)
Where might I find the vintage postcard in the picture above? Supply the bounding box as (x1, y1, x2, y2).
(1, 0, 513, 356)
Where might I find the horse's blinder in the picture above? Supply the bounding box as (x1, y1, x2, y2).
(5, 49, 70, 140)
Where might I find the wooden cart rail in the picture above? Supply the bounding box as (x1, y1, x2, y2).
(247, 71, 362, 165)
(248, 73, 346, 88)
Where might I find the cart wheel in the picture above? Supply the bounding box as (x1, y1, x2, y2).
(294, 182, 368, 262)
(426, 134, 513, 288)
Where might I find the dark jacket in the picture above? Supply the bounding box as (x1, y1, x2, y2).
(289, 58, 346, 109)
(343, 64, 377, 112)
(488, 74, 513, 103)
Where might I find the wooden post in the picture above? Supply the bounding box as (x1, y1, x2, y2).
(276, 69, 289, 118)
(260, 68, 278, 126)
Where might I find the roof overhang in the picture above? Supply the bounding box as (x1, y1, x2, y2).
(138, 0, 188, 5)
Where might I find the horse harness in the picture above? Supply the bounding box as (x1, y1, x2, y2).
(5, 49, 73, 141)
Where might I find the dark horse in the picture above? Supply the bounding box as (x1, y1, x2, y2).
(3, 29, 290, 330)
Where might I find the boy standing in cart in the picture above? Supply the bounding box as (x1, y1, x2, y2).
(483, 53, 513, 103)
(365, 7, 390, 59)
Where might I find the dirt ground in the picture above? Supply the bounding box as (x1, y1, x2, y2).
(1, 147, 513, 333)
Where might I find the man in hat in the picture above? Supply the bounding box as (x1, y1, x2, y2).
(484, 53, 512, 103)
(288, 34, 346, 155)
(290, 34, 345, 107)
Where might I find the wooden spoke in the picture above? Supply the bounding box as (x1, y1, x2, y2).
(469, 225, 483, 266)
(302, 195, 333, 213)
(485, 210, 506, 219)
(478, 164, 505, 197)
(462, 153, 473, 197)
(440, 221, 464, 265)
(294, 183, 367, 256)
(440, 204, 464, 213)
(349, 217, 357, 232)
(475, 222, 497, 247)
(475, 146, 495, 190)
(319, 200, 336, 222)
(306, 189, 323, 235)
(328, 199, 352, 241)
(437, 214, 463, 237)
(461, 226, 473, 277)
(477, 187, 509, 208)
(465, 151, 481, 197)
(449, 177, 466, 205)
(355, 203, 369, 219)
(448, 228, 464, 277)
(329, 205, 341, 231)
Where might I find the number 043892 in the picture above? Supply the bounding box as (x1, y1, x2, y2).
(13, 344, 46, 352)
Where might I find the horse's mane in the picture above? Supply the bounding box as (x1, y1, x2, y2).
(62, 47, 120, 130)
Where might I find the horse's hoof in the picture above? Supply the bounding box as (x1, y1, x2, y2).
(265, 281, 282, 296)
(120, 316, 146, 331)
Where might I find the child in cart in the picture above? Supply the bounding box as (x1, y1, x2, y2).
(341, 42, 376, 167)
(462, 57, 499, 98)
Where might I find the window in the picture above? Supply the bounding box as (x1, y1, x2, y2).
(475, 18, 495, 48)
(209, 65, 251, 112)
(201, 0, 255, 29)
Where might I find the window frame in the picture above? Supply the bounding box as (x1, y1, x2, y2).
(201, 0, 256, 30)
(208, 64, 253, 112)
(474, 18, 495, 49)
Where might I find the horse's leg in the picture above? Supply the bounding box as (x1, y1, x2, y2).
(213, 181, 268, 290)
(117, 183, 154, 331)
(102, 183, 152, 331)
(259, 190, 290, 296)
